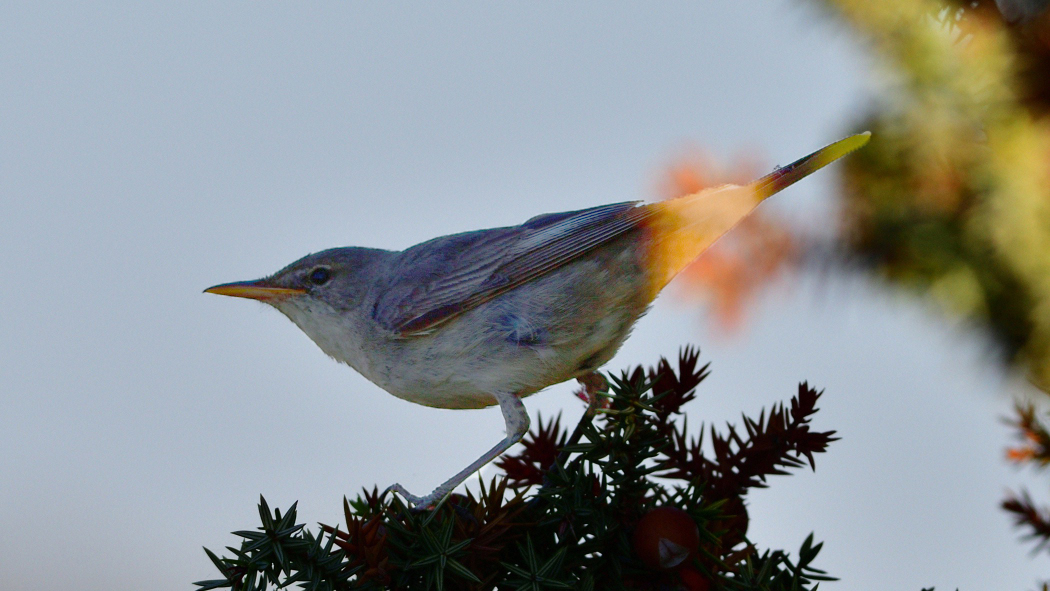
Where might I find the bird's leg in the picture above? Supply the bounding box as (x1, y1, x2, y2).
(387, 391, 530, 510)
(573, 372, 610, 414)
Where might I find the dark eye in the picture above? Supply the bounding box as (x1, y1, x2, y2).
(308, 267, 330, 285)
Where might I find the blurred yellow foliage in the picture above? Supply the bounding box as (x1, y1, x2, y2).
(822, 0, 1050, 389)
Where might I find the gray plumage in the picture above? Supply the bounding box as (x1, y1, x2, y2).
(263, 202, 653, 410)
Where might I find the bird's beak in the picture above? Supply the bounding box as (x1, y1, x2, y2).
(204, 279, 306, 302)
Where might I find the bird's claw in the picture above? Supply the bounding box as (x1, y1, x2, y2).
(574, 373, 611, 415)
(385, 483, 449, 511)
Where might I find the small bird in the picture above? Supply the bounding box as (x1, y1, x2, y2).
(206, 132, 869, 508)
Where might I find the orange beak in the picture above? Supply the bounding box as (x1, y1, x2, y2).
(204, 280, 306, 302)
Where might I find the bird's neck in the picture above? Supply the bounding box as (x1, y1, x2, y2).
(275, 298, 378, 378)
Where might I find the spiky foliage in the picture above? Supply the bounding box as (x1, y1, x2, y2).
(195, 347, 840, 590)
(1003, 404, 1050, 559)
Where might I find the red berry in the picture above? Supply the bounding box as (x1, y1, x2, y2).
(679, 566, 712, 591)
(632, 507, 700, 569)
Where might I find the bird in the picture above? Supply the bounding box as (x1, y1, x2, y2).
(205, 132, 870, 509)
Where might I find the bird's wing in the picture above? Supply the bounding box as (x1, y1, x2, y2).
(372, 134, 872, 336)
(373, 201, 652, 335)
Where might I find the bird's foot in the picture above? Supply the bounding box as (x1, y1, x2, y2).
(385, 391, 527, 512)
(385, 483, 450, 511)
(574, 373, 611, 415)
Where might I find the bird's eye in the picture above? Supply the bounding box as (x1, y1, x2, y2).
(308, 267, 331, 285)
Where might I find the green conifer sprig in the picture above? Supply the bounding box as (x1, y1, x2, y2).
(196, 347, 840, 590)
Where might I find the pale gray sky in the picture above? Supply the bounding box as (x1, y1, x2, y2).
(1, 2, 1043, 589)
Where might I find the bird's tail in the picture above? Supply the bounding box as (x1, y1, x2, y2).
(642, 132, 870, 296)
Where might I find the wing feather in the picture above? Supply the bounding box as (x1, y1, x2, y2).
(373, 201, 651, 335)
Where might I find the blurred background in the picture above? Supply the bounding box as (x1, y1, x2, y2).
(3, 1, 1049, 589)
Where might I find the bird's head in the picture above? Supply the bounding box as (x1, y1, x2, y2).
(205, 247, 390, 354)
(207, 247, 380, 303)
